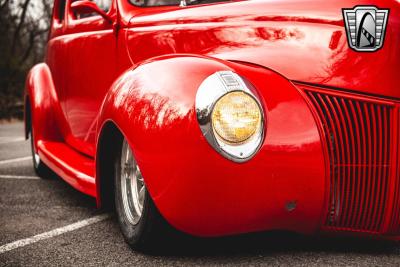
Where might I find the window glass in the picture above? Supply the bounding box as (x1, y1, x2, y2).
(58, 0, 66, 21)
(75, 0, 112, 19)
(94, 0, 112, 12)
(130, 0, 228, 7)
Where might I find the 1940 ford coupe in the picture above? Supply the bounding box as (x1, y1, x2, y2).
(25, 0, 400, 251)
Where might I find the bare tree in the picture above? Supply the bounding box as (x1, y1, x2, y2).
(0, 0, 52, 120)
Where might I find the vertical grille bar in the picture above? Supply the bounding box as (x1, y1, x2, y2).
(363, 103, 373, 230)
(332, 97, 351, 227)
(340, 98, 357, 228)
(305, 89, 394, 233)
(388, 108, 400, 234)
(368, 104, 378, 230)
(380, 106, 391, 230)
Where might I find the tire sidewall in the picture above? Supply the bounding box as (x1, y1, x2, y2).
(29, 130, 40, 170)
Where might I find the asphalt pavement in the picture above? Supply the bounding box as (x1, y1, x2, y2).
(1, 122, 400, 266)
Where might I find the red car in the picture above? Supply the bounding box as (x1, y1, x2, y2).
(25, 0, 400, 250)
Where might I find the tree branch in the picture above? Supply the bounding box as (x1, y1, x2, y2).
(0, 0, 10, 11)
(10, 0, 32, 55)
(18, 30, 36, 65)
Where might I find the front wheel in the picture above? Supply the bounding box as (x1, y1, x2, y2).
(28, 114, 52, 178)
(114, 138, 172, 252)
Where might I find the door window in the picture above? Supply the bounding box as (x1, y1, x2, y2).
(130, 0, 229, 7)
(75, 0, 112, 19)
(93, 0, 112, 12)
(56, 0, 67, 21)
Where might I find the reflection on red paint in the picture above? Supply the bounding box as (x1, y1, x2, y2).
(25, 0, 400, 239)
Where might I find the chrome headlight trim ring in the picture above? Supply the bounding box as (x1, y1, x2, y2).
(195, 71, 265, 163)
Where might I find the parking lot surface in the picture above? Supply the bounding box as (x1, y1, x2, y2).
(1, 122, 400, 266)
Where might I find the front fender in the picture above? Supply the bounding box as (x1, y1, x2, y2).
(24, 63, 69, 148)
(97, 54, 326, 237)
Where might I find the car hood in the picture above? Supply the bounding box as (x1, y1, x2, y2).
(126, 0, 400, 99)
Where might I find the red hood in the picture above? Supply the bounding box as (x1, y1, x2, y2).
(126, 0, 400, 99)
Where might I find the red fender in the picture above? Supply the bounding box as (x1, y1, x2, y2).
(25, 63, 98, 198)
(24, 63, 69, 149)
(97, 54, 326, 237)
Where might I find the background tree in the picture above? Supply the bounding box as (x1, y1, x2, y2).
(0, 0, 52, 120)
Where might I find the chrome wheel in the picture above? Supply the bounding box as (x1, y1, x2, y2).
(29, 130, 40, 168)
(120, 139, 145, 225)
(28, 112, 51, 178)
(114, 136, 173, 251)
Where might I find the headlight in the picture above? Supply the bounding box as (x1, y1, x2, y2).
(195, 71, 265, 162)
(212, 91, 261, 144)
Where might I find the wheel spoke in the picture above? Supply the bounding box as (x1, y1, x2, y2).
(137, 173, 144, 183)
(139, 186, 145, 205)
(120, 138, 146, 225)
(125, 145, 130, 163)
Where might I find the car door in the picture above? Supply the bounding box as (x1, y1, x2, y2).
(46, 0, 68, 121)
(63, 0, 117, 157)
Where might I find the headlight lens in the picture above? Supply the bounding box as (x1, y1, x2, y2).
(212, 91, 261, 144)
(195, 71, 265, 162)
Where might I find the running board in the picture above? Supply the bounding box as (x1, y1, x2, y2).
(37, 141, 97, 197)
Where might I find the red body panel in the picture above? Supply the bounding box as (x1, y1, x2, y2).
(122, 0, 400, 99)
(25, 0, 400, 238)
(98, 56, 325, 236)
(39, 141, 96, 197)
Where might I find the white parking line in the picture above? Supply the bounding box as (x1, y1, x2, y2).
(0, 175, 39, 180)
(0, 156, 32, 165)
(0, 214, 110, 254)
(0, 137, 26, 145)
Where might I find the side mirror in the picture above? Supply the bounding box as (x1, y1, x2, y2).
(70, 0, 112, 23)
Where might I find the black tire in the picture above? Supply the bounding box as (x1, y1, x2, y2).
(114, 138, 173, 252)
(28, 113, 53, 179)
